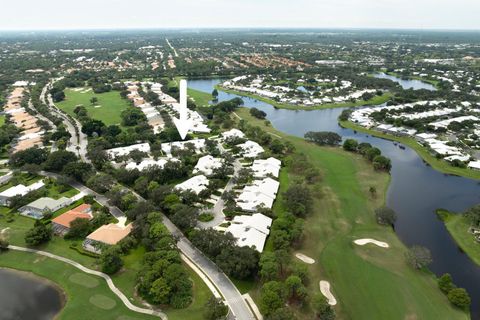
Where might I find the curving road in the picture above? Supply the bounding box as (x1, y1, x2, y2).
(7, 245, 166, 319)
(39, 171, 256, 320)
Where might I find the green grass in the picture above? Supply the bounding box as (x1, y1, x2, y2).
(341, 121, 480, 180)
(57, 88, 131, 126)
(0, 250, 158, 320)
(217, 84, 392, 110)
(236, 108, 468, 320)
(0, 115, 5, 126)
(188, 88, 213, 107)
(440, 210, 480, 266)
(0, 214, 212, 320)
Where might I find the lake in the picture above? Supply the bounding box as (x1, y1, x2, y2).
(189, 78, 480, 319)
(0, 268, 64, 320)
(374, 72, 437, 91)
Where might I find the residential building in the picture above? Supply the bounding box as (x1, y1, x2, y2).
(51, 204, 92, 235)
(0, 181, 45, 207)
(225, 213, 272, 252)
(83, 223, 133, 253)
(19, 197, 72, 219)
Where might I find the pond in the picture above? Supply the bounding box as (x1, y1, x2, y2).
(374, 72, 437, 91)
(189, 78, 480, 319)
(0, 268, 64, 320)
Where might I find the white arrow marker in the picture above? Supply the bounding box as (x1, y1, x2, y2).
(173, 79, 192, 140)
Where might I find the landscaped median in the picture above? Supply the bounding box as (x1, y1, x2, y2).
(235, 107, 469, 320)
(217, 84, 392, 111)
(340, 120, 480, 180)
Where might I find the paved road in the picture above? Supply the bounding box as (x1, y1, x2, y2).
(199, 146, 242, 229)
(41, 171, 255, 320)
(8, 245, 166, 319)
(41, 81, 89, 162)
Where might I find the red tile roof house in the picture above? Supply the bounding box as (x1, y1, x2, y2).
(51, 204, 93, 236)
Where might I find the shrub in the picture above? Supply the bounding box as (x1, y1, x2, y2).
(447, 288, 471, 309)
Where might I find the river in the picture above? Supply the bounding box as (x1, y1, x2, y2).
(189, 78, 480, 319)
(0, 268, 63, 319)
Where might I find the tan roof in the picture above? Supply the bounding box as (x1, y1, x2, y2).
(87, 223, 132, 245)
(52, 204, 92, 228)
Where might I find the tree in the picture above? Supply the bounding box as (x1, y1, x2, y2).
(283, 184, 312, 217)
(375, 206, 397, 226)
(304, 131, 341, 146)
(82, 119, 106, 136)
(343, 139, 358, 152)
(121, 108, 146, 126)
(250, 107, 267, 119)
(62, 161, 94, 182)
(0, 236, 9, 251)
(90, 96, 98, 105)
(447, 288, 471, 309)
(372, 155, 392, 171)
(212, 89, 219, 100)
(406, 245, 432, 269)
(203, 297, 228, 320)
(285, 275, 307, 302)
(149, 277, 171, 305)
(259, 252, 279, 281)
(25, 221, 52, 246)
(215, 246, 259, 279)
(369, 186, 377, 198)
(260, 281, 287, 316)
(10, 147, 48, 167)
(312, 294, 336, 320)
(438, 273, 455, 294)
(43, 150, 78, 172)
(65, 218, 92, 239)
(100, 247, 123, 274)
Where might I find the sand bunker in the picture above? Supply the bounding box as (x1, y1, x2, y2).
(354, 238, 389, 248)
(295, 253, 315, 264)
(319, 281, 337, 305)
(0, 227, 10, 234)
(93, 105, 102, 108)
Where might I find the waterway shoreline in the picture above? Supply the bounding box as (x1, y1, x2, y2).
(339, 120, 480, 180)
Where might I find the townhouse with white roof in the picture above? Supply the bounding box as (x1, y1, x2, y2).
(225, 213, 272, 253)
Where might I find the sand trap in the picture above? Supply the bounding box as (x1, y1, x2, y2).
(0, 227, 9, 234)
(295, 253, 315, 264)
(81, 88, 92, 93)
(319, 281, 337, 305)
(71, 88, 85, 92)
(93, 105, 102, 108)
(354, 238, 389, 248)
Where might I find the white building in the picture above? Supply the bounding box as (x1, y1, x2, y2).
(251, 157, 281, 178)
(236, 177, 280, 212)
(106, 143, 151, 158)
(0, 181, 45, 206)
(238, 140, 264, 158)
(222, 129, 246, 140)
(125, 158, 176, 171)
(193, 155, 224, 176)
(225, 213, 273, 253)
(161, 139, 206, 156)
(468, 161, 480, 171)
(175, 175, 209, 195)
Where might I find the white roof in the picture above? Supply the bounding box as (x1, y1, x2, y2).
(161, 139, 205, 156)
(125, 158, 176, 171)
(106, 143, 150, 158)
(175, 175, 209, 195)
(0, 181, 45, 198)
(468, 161, 480, 170)
(225, 213, 272, 252)
(193, 155, 223, 176)
(236, 177, 279, 211)
(251, 157, 281, 178)
(238, 140, 264, 158)
(222, 129, 246, 140)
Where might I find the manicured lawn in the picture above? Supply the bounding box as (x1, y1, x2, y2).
(441, 210, 480, 266)
(0, 213, 211, 320)
(236, 108, 468, 320)
(218, 84, 392, 110)
(57, 88, 131, 126)
(341, 121, 480, 180)
(188, 88, 213, 107)
(0, 250, 158, 320)
(0, 115, 5, 126)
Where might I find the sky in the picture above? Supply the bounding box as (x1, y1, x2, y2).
(1, 0, 479, 31)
